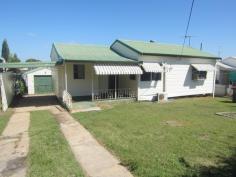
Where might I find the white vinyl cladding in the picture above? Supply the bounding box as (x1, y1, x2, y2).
(142, 62, 163, 72)
(93, 64, 143, 75)
(191, 64, 215, 71)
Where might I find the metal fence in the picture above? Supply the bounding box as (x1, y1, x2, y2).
(94, 88, 136, 100)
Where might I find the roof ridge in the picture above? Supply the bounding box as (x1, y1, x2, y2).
(118, 39, 201, 49)
(53, 42, 109, 48)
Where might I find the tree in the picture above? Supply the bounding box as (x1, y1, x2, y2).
(1, 39, 10, 62)
(25, 58, 41, 62)
(9, 53, 21, 63)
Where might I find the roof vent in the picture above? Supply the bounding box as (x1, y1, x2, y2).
(150, 40, 155, 43)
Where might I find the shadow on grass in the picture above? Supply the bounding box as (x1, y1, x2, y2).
(182, 148, 236, 177)
(219, 100, 234, 104)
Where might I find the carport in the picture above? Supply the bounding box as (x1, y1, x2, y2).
(0, 61, 57, 111)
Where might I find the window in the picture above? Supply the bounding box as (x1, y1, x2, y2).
(73, 64, 85, 79)
(129, 75, 136, 80)
(141, 71, 162, 81)
(192, 68, 207, 80)
(152, 73, 161, 81)
(141, 72, 151, 81)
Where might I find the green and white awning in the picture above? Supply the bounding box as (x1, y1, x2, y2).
(191, 64, 215, 72)
(142, 63, 163, 73)
(94, 64, 143, 75)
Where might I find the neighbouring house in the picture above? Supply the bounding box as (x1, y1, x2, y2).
(22, 67, 53, 94)
(215, 57, 236, 96)
(0, 72, 15, 111)
(50, 39, 220, 108)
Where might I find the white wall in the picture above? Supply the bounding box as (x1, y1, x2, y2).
(0, 72, 15, 111)
(138, 74, 163, 101)
(137, 56, 216, 100)
(55, 63, 138, 98)
(66, 63, 99, 97)
(26, 68, 52, 94)
(165, 64, 214, 97)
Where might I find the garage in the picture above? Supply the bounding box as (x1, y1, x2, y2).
(34, 75, 53, 94)
(22, 67, 53, 94)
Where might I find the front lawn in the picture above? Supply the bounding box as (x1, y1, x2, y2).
(27, 111, 84, 177)
(73, 97, 236, 177)
(0, 109, 12, 134)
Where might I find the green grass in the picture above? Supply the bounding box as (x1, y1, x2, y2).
(73, 97, 236, 177)
(0, 109, 12, 134)
(27, 110, 84, 177)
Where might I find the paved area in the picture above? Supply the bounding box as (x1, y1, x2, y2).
(0, 112, 30, 177)
(50, 107, 133, 177)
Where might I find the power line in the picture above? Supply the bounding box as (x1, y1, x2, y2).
(181, 0, 195, 54)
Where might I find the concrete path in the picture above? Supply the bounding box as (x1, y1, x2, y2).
(1, 95, 133, 177)
(0, 112, 30, 177)
(50, 107, 133, 177)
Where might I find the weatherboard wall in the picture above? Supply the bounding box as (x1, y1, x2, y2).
(139, 55, 216, 99)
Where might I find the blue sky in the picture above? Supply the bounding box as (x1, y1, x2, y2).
(0, 0, 235, 61)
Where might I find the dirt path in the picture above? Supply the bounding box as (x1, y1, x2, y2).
(0, 112, 30, 177)
(50, 107, 134, 177)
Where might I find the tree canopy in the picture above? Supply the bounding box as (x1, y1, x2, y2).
(1, 39, 10, 61)
(8, 53, 21, 63)
(1, 39, 21, 63)
(25, 58, 41, 62)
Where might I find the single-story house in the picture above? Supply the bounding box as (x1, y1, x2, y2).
(50, 39, 220, 108)
(215, 57, 236, 96)
(22, 67, 53, 94)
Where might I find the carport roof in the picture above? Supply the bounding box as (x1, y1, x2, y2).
(0, 61, 56, 68)
(53, 43, 138, 63)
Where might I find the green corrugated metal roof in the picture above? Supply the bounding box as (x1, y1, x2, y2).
(53, 43, 137, 63)
(0, 62, 56, 68)
(116, 39, 220, 59)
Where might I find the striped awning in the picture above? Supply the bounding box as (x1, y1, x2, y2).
(191, 64, 215, 72)
(142, 63, 163, 73)
(94, 64, 143, 75)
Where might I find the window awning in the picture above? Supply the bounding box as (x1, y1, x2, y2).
(93, 64, 143, 75)
(191, 64, 215, 72)
(142, 63, 163, 73)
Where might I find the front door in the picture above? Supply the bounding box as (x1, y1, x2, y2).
(108, 75, 118, 90)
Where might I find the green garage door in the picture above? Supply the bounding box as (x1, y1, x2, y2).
(34, 75, 53, 94)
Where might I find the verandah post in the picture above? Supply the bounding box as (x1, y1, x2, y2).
(92, 69, 94, 101)
(64, 62, 68, 91)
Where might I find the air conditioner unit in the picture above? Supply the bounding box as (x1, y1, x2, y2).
(158, 92, 168, 102)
